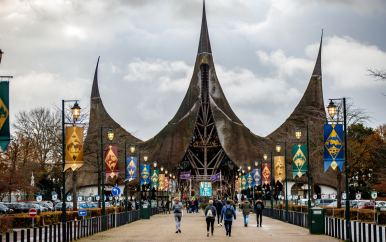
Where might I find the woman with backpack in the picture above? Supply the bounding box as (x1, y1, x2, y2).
(172, 197, 183, 233)
(254, 199, 264, 227)
(204, 200, 217, 236)
(221, 200, 236, 237)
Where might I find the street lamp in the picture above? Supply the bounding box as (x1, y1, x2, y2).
(326, 98, 350, 240)
(107, 128, 114, 141)
(255, 159, 258, 167)
(144, 153, 148, 162)
(61, 99, 81, 242)
(295, 125, 310, 232)
(153, 160, 157, 168)
(276, 141, 288, 222)
(263, 152, 268, 161)
(130, 143, 135, 153)
(160, 165, 164, 172)
(248, 165, 251, 171)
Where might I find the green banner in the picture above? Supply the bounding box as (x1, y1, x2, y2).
(293, 144, 307, 178)
(241, 175, 247, 190)
(0, 82, 10, 152)
(246, 173, 253, 189)
(151, 170, 159, 190)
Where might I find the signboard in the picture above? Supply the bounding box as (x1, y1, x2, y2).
(29, 209, 37, 218)
(321, 194, 325, 199)
(295, 195, 298, 200)
(200, 182, 212, 197)
(67, 195, 72, 201)
(342, 193, 347, 200)
(299, 195, 303, 199)
(36, 195, 42, 202)
(331, 193, 336, 199)
(52, 193, 57, 200)
(371, 191, 377, 199)
(313, 194, 317, 199)
(78, 210, 87, 216)
(88, 196, 92, 201)
(109, 196, 113, 201)
(77, 196, 82, 202)
(96, 195, 100, 201)
(112, 187, 121, 196)
(288, 195, 292, 200)
(104, 196, 106, 201)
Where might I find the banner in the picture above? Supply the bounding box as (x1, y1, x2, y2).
(0, 82, 10, 152)
(140, 164, 150, 186)
(324, 124, 344, 172)
(246, 172, 253, 189)
(274, 156, 285, 183)
(200, 182, 212, 197)
(169, 179, 173, 192)
(235, 178, 240, 191)
(173, 180, 176, 192)
(104, 145, 119, 180)
(164, 176, 169, 191)
(241, 175, 247, 190)
(253, 169, 261, 186)
(64, 126, 84, 171)
(159, 174, 165, 191)
(262, 164, 271, 185)
(211, 173, 220, 183)
(180, 172, 191, 179)
(151, 170, 159, 190)
(125, 157, 137, 182)
(292, 144, 307, 178)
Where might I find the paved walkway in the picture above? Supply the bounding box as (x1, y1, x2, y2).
(79, 210, 338, 241)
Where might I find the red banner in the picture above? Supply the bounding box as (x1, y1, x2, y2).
(261, 163, 271, 185)
(104, 145, 119, 181)
(164, 176, 169, 191)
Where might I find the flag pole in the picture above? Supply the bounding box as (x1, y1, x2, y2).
(189, 170, 191, 198)
(220, 172, 222, 195)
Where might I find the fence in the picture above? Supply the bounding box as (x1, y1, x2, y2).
(0, 208, 158, 242)
(263, 209, 386, 242)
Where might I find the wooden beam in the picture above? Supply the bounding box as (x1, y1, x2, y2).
(206, 125, 215, 144)
(195, 124, 205, 145)
(207, 149, 222, 167)
(188, 149, 205, 168)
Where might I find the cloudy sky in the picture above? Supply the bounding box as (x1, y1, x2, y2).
(1, 0, 385, 140)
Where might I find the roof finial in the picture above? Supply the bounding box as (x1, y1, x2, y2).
(197, 0, 212, 55)
(91, 56, 101, 98)
(312, 30, 323, 77)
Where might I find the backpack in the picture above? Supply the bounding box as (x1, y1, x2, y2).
(207, 206, 213, 217)
(192, 201, 195, 205)
(256, 203, 262, 211)
(225, 205, 233, 219)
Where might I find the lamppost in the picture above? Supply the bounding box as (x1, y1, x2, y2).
(327, 98, 350, 240)
(263, 151, 273, 217)
(247, 164, 251, 200)
(276, 142, 288, 222)
(61, 100, 81, 242)
(100, 127, 115, 230)
(295, 125, 311, 232)
(165, 168, 168, 206)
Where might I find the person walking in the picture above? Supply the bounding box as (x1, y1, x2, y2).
(254, 199, 264, 227)
(186, 199, 191, 213)
(165, 200, 170, 214)
(240, 198, 251, 227)
(205, 200, 217, 236)
(172, 198, 183, 233)
(195, 198, 199, 213)
(221, 200, 236, 237)
(215, 199, 223, 226)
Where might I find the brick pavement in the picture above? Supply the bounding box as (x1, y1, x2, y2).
(78, 209, 339, 241)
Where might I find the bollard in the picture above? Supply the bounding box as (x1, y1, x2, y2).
(353, 221, 356, 242)
(21, 230, 25, 242)
(27, 229, 31, 242)
(49, 224, 52, 242)
(57, 223, 60, 242)
(368, 224, 372, 242)
(6, 232, 10, 242)
(33, 227, 37, 242)
(379, 226, 383, 242)
(362, 223, 365, 242)
(13, 231, 17, 242)
(77, 220, 80, 240)
(69, 221, 72, 242)
(67, 222, 69, 242)
(53, 224, 56, 242)
(45, 226, 48, 242)
(358, 222, 362, 242)
(39, 226, 42, 242)
(73, 221, 76, 240)
(373, 224, 376, 242)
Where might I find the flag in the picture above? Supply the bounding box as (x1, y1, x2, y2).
(159, 174, 165, 190)
(241, 176, 247, 190)
(324, 124, 344, 172)
(104, 145, 119, 181)
(164, 176, 169, 191)
(246, 173, 253, 189)
(173, 180, 176, 192)
(262, 164, 271, 185)
(125, 157, 137, 182)
(0, 82, 10, 152)
(210, 173, 220, 183)
(235, 178, 240, 191)
(292, 144, 307, 178)
(180, 172, 191, 179)
(253, 169, 261, 186)
(140, 164, 150, 186)
(151, 170, 159, 190)
(274, 156, 285, 183)
(169, 179, 173, 192)
(64, 126, 85, 171)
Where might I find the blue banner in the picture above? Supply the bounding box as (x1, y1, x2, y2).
(169, 179, 173, 192)
(253, 169, 261, 186)
(200, 182, 212, 197)
(324, 124, 344, 172)
(180, 171, 191, 179)
(140, 164, 150, 186)
(126, 157, 137, 182)
(210, 173, 220, 183)
(246, 172, 253, 189)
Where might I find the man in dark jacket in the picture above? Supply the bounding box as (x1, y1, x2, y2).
(240, 198, 251, 227)
(215, 199, 223, 226)
(254, 199, 265, 227)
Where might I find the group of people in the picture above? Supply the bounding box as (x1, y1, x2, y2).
(185, 198, 199, 213)
(170, 196, 265, 236)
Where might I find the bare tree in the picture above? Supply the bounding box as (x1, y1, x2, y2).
(367, 68, 386, 81)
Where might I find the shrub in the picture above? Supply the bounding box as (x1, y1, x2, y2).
(0, 216, 14, 233)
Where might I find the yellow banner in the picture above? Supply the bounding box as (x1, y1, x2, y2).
(274, 156, 285, 183)
(159, 174, 165, 191)
(64, 126, 84, 171)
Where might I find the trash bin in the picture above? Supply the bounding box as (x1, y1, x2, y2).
(141, 204, 150, 219)
(310, 206, 325, 234)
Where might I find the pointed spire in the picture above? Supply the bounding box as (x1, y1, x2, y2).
(91, 56, 100, 98)
(312, 30, 323, 76)
(197, 0, 212, 55)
